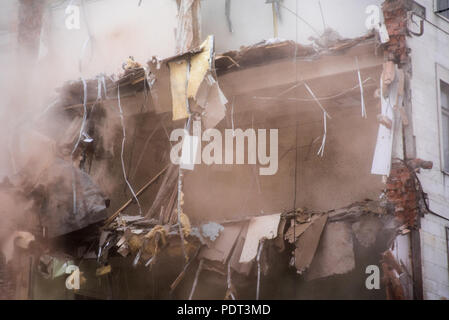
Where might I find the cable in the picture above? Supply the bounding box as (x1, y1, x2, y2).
(293, 0, 299, 275)
(318, 1, 326, 31)
(256, 240, 264, 300)
(355, 57, 367, 118)
(410, 12, 449, 37)
(279, 3, 321, 37)
(116, 84, 142, 215)
(254, 78, 373, 102)
(70, 77, 88, 215)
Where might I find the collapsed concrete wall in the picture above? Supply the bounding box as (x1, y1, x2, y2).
(1, 0, 443, 301)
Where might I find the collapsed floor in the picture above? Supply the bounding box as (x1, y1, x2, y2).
(0, 22, 434, 300)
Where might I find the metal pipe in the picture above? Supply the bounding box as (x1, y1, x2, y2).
(409, 12, 449, 37)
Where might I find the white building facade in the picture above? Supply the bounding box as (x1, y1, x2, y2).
(408, 0, 449, 300)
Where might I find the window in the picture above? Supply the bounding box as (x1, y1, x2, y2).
(446, 227, 449, 275)
(441, 80, 449, 172)
(436, 0, 449, 20)
(412, 1, 426, 18)
(438, 65, 449, 173)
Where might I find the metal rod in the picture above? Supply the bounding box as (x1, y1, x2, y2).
(256, 240, 264, 300)
(103, 164, 169, 226)
(272, 3, 279, 38)
(189, 259, 204, 300)
(170, 245, 202, 293)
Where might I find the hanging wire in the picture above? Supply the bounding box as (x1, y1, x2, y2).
(317, 111, 327, 157)
(63, 0, 100, 215)
(253, 78, 373, 102)
(35, 98, 60, 122)
(71, 78, 88, 156)
(355, 57, 367, 118)
(70, 77, 88, 215)
(303, 82, 331, 157)
(77, 0, 95, 74)
(258, 6, 331, 159)
(256, 240, 264, 300)
(293, 0, 299, 270)
(279, 3, 321, 37)
(89, 73, 106, 114)
(318, 1, 326, 31)
(116, 84, 142, 215)
(231, 96, 236, 136)
(79, 36, 90, 73)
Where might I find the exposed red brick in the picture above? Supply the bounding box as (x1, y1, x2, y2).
(386, 160, 418, 227)
(381, 250, 405, 300)
(382, 0, 411, 65)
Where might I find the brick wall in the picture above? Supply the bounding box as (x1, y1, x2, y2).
(382, 0, 412, 65)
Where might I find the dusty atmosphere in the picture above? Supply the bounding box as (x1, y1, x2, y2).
(0, 0, 448, 305)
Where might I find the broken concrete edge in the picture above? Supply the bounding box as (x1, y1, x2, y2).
(215, 32, 376, 76)
(98, 199, 398, 277)
(7, 0, 435, 299)
(54, 31, 377, 112)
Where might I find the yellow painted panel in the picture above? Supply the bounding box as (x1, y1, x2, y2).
(169, 59, 189, 120)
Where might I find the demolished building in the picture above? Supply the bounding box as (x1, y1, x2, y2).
(0, 0, 448, 300)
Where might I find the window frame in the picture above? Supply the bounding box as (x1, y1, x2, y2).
(435, 0, 449, 22)
(446, 227, 449, 276)
(437, 64, 449, 175)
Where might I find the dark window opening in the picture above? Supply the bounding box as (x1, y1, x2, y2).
(441, 80, 449, 172)
(436, 0, 449, 19)
(446, 227, 449, 275)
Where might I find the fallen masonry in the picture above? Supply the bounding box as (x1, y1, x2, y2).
(0, 0, 438, 299)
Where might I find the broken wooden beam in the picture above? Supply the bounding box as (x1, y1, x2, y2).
(103, 164, 169, 226)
